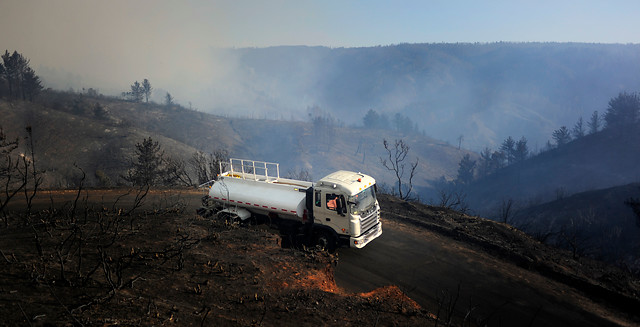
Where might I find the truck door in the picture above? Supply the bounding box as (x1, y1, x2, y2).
(318, 191, 349, 235)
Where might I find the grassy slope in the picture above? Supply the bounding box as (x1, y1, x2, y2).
(0, 98, 200, 187)
(1, 93, 473, 190)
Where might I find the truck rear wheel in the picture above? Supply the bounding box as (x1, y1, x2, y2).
(217, 211, 239, 224)
(314, 230, 336, 253)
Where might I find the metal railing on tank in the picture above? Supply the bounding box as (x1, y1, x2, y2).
(223, 158, 280, 182)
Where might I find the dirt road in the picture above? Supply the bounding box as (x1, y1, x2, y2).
(334, 219, 632, 327)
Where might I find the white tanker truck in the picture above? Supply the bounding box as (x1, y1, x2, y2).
(198, 159, 382, 250)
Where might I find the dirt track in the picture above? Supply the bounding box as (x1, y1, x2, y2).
(335, 218, 636, 326)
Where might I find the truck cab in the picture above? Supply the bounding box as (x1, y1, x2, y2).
(312, 171, 382, 249)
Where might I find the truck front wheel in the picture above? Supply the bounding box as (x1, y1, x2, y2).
(314, 230, 337, 253)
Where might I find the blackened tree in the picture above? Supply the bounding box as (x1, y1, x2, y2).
(363, 109, 389, 130)
(165, 92, 174, 106)
(142, 78, 152, 103)
(129, 81, 143, 103)
(0, 126, 25, 222)
(21, 67, 43, 101)
(0, 50, 43, 101)
(190, 149, 229, 185)
(164, 155, 193, 186)
(572, 117, 585, 139)
(477, 147, 493, 178)
(93, 102, 108, 119)
(587, 110, 601, 134)
(380, 139, 418, 200)
(604, 92, 640, 130)
(392, 113, 419, 134)
(1, 50, 21, 97)
(123, 137, 165, 186)
(552, 126, 572, 147)
(363, 109, 379, 128)
(456, 154, 476, 185)
(500, 136, 516, 165)
(514, 136, 529, 163)
(490, 150, 506, 172)
(456, 135, 464, 150)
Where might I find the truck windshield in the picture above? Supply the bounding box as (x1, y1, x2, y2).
(349, 185, 377, 215)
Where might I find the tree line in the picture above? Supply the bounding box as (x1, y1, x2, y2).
(452, 135, 530, 186)
(122, 79, 152, 103)
(0, 50, 44, 101)
(548, 91, 639, 149)
(122, 78, 176, 107)
(362, 109, 422, 135)
(2, 50, 180, 109)
(454, 91, 640, 186)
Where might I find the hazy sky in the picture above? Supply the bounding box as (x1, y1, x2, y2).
(1, 0, 639, 108)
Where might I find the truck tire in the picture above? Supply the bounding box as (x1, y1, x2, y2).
(217, 211, 236, 224)
(314, 230, 337, 253)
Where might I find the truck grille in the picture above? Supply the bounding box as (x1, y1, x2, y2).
(360, 209, 379, 235)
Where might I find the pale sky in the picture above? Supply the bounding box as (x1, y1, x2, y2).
(1, 0, 639, 107)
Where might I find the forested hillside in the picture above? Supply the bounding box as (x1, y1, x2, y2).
(463, 126, 640, 213)
(450, 91, 640, 273)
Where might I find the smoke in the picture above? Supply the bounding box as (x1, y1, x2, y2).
(1, 1, 229, 107)
(3, 1, 640, 151)
(172, 44, 640, 152)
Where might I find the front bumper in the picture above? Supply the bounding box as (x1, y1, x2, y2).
(350, 221, 382, 248)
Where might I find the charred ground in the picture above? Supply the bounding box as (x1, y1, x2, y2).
(1, 190, 639, 326)
(0, 189, 428, 326)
